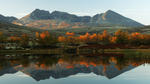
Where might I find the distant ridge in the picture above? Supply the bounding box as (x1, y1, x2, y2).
(12, 9, 144, 29)
(0, 14, 17, 23)
(0, 9, 144, 30)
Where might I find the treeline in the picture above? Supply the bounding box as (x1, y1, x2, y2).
(59, 30, 150, 46)
(0, 31, 58, 49)
(1, 29, 150, 49)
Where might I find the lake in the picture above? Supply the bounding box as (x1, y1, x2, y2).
(0, 50, 150, 84)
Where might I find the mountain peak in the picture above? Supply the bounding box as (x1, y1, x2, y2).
(106, 10, 114, 12)
(31, 9, 50, 15)
(32, 9, 41, 12)
(32, 9, 48, 13)
(51, 11, 70, 16)
(29, 9, 51, 20)
(105, 10, 118, 15)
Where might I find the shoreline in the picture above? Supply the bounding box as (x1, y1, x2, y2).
(1, 49, 150, 54)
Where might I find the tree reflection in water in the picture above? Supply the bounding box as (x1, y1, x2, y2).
(0, 51, 150, 81)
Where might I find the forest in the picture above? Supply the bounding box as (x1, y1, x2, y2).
(1, 29, 150, 50)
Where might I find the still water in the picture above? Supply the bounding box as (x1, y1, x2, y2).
(0, 51, 150, 84)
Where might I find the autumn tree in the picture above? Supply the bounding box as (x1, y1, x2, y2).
(36, 31, 58, 48)
(35, 32, 40, 38)
(78, 33, 91, 44)
(140, 34, 150, 45)
(20, 34, 30, 48)
(99, 30, 110, 45)
(110, 36, 117, 44)
(65, 32, 79, 45)
(114, 29, 129, 44)
(9, 36, 21, 43)
(66, 32, 75, 36)
(58, 36, 66, 43)
(129, 32, 143, 46)
(89, 33, 98, 43)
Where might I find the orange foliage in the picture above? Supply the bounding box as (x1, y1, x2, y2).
(40, 64, 49, 70)
(89, 62, 97, 67)
(58, 36, 66, 42)
(66, 65, 74, 69)
(111, 36, 117, 43)
(131, 32, 141, 36)
(35, 32, 40, 38)
(66, 32, 75, 36)
(89, 33, 97, 40)
(97, 30, 110, 42)
(78, 33, 90, 42)
(130, 32, 142, 40)
(58, 59, 64, 64)
(38, 31, 50, 39)
(85, 32, 90, 37)
(109, 57, 117, 64)
(80, 62, 89, 67)
(115, 29, 122, 36)
(40, 32, 46, 39)
(102, 30, 109, 38)
(10, 36, 20, 41)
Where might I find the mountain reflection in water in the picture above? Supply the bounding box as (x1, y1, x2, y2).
(0, 51, 150, 81)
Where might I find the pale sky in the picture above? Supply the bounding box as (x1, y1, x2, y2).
(0, 0, 150, 25)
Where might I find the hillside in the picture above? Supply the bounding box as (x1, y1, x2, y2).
(0, 21, 149, 37)
(50, 26, 150, 35)
(0, 22, 43, 37)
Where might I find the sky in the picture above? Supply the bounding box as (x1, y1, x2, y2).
(0, 0, 150, 25)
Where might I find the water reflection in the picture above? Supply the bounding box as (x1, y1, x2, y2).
(0, 51, 150, 81)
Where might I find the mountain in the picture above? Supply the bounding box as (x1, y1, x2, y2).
(16, 9, 91, 24)
(0, 14, 17, 23)
(0, 61, 135, 81)
(0, 63, 134, 81)
(91, 10, 144, 27)
(18, 63, 134, 81)
(13, 9, 144, 29)
(15, 9, 51, 24)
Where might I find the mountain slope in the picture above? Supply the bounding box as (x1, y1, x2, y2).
(0, 22, 43, 37)
(0, 14, 17, 23)
(13, 9, 144, 29)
